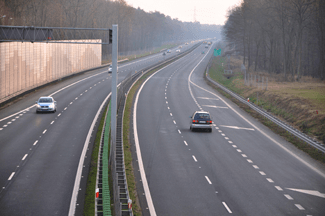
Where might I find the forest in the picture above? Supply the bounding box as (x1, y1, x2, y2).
(223, 0, 325, 80)
(0, 0, 221, 55)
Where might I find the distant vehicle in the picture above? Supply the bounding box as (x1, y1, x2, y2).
(190, 111, 212, 132)
(108, 65, 112, 73)
(36, 96, 57, 113)
(163, 52, 166, 55)
(176, 49, 180, 52)
(167, 49, 171, 53)
(179, 46, 182, 48)
(208, 42, 212, 45)
(205, 45, 208, 48)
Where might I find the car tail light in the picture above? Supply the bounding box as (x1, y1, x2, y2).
(208, 121, 212, 124)
(192, 120, 198, 123)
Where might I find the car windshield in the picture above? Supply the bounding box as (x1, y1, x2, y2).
(194, 113, 210, 120)
(39, 98, 52, 103)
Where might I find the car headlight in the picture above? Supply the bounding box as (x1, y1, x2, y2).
(49, 104, 54, 108)
(36, 104, 41, 108)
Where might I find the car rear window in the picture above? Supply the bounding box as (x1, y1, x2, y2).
(39, 98, 52, 102)
(194, 113, 210, 120)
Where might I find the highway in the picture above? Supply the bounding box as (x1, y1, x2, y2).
(133, 43, 325, 215)
(0, 43, 195, 215)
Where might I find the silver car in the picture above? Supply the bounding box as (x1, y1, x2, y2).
(108, 65, 112, 73)
(190, 111, 212, 132)
(36, 96, 57, 113)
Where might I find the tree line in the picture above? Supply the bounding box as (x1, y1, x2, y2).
(1, 0, 221, 55)
(223, 0, 325, 80)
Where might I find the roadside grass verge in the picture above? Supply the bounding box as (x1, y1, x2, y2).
(207, 57, 325, 163)
(206, 80, 325, 163)
(83, 107, 110, 215)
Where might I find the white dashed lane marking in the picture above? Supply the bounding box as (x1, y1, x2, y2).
(22, 154, 28, 160)
(33, 140, 38, 145)
(43, 129, 47, 134)
(275, 186, 283, 191)
(259, 171, 266, 176)
(192, 155, 197, 162)
(184, 141, 188, 146)
(284, 194, 293, 200)
(205, 176, 212, 184)
(295, 204, 305, 210)
(8, 172, 15, 180)
(266, 178, 274, 183)
(222, 202, 232, 214)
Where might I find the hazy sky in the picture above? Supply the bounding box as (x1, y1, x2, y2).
(125, 0, 242, 25)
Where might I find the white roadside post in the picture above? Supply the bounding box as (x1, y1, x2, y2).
(111, 24, 118, 153)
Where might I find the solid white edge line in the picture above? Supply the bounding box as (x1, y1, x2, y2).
(68, 92, 111, 216)
(8, 172, 15, 180)
(222, 202, 233, 213)
(133, 55, 191, 216)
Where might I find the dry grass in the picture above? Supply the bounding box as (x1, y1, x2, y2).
(211, 56, 325, 144)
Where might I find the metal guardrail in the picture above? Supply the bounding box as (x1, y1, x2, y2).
(205, 57, 325, 154)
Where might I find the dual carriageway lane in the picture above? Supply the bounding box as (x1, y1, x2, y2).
(134, 43, 325, 215)
(0, 43, 195, 215)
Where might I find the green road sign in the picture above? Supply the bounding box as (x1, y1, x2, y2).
(214, 49, 221, 56)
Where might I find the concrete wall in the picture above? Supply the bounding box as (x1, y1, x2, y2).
(0, 40, 101, 103)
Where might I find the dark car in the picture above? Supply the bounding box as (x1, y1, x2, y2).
(190, 111, 212, 132)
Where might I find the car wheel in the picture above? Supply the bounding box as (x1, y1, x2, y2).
(209, 129, 212, 132)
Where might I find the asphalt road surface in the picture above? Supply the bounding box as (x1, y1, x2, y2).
(0, 42, 196, 216)
(134, 43, 325, 216)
